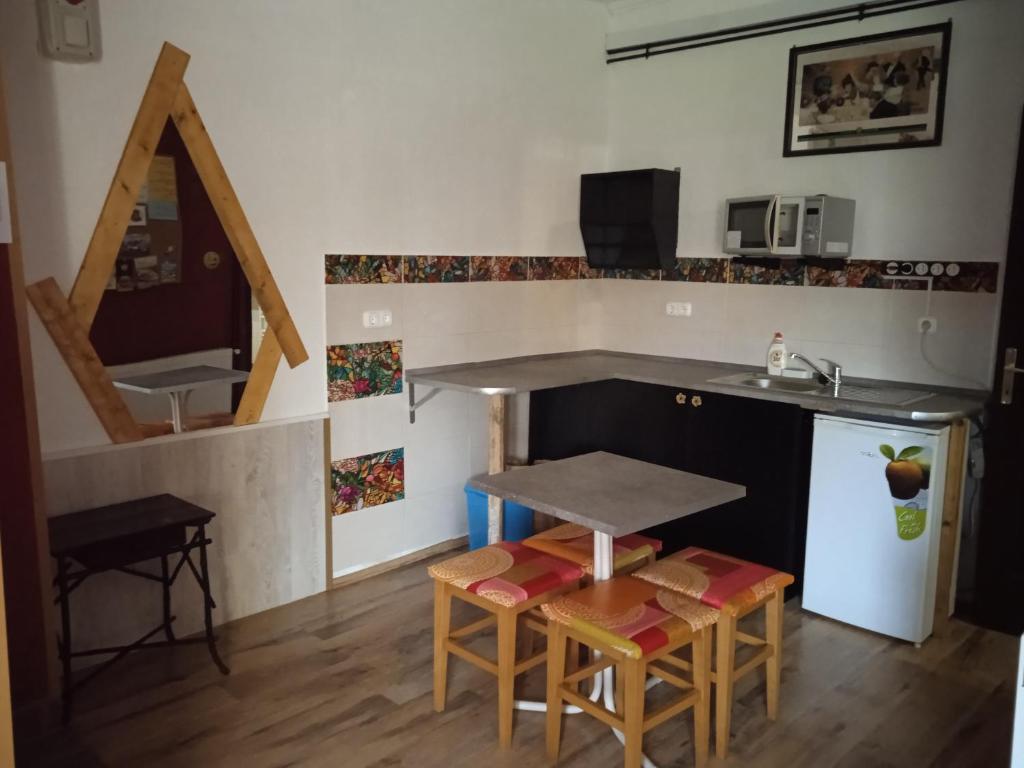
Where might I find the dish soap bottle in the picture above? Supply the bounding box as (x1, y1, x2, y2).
(767, 332, 787, 376)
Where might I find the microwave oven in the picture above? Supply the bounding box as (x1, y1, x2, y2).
(723, 194, 855, 258)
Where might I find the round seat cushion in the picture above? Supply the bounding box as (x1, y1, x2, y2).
(428, 542, 583, 608)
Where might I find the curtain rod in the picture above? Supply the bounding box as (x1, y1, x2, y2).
(606, 0, 964, 64)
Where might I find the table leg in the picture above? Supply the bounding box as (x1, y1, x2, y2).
(486, 394, 506, 545)
(56, 555, 73, 724)
(594, 532, 659, 768)
(168, 392, 184, 434)
(160, 555, 175, 642)
(197, 525, 230, 675)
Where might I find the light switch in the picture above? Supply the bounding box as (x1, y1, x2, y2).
(666, 301, 692, 317)
(63, 15, 90, 48)
(36, 0, 101, 61)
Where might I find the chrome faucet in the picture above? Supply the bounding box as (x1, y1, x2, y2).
(790, 353, 843, 397)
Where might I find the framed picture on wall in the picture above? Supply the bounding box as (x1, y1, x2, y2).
(783, 21, 951, 157)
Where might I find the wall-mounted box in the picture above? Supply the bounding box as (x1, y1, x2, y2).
(36, 0, 102, 62)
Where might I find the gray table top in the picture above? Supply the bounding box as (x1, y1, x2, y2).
(112, 365, 250, 395)
(406, 350, 986, 423)
(468, 451, 746, 537)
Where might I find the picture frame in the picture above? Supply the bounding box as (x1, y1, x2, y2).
(783, 21, 951, 157)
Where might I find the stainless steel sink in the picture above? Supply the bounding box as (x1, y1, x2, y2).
(708, 372, 936, 407)
(736, 375, 827, 394)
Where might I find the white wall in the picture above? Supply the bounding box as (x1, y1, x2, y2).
(319, 0, 609, 577)
(327, 279, 604, 577)
(603, 0, 1024, 387)
(1, 0, 609, 455)
(6, 0, 1020, 589)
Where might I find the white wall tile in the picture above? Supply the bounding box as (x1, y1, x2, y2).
(325, 284, 405, 345)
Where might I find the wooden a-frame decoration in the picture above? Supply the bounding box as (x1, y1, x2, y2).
(25, 42, 308, 443)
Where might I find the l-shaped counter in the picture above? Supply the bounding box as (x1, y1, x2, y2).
(406, 350, 985, 423)
(407, 350, 985, 637)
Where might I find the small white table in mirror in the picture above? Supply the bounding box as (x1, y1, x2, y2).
(112, 365, 249, 434)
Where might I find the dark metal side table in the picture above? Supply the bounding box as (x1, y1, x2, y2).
(48, 494, 230, 722)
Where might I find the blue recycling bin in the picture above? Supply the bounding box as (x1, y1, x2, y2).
(465, 483, 534, 550)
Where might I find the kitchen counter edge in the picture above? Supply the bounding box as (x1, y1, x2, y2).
(405, 350, 986, 423)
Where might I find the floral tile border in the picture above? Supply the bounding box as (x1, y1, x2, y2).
(663, 258, 730, 283)
(730, 261, 806, 287)
(326, 254, 402, 285)
(331, 447, 404, 516)
(806, 260, 998, 292)
(529, 257, 580, 280)
(327, 340, 402, 402)
(324, 255, 997, 292)
(403, 255, 469, 284)
(604, 267, 662, 280)
(470, 255, 528, 282)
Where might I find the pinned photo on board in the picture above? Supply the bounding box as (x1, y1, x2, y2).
(129, 203, 147, 227)
(783, 22, 951, 156)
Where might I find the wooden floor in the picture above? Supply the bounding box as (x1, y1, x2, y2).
(18, 551, 1018, 768)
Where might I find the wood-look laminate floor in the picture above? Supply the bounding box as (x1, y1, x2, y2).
(18, 551, 1018, 768)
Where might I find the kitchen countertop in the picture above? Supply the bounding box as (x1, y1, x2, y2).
(406, 350, 987, 422)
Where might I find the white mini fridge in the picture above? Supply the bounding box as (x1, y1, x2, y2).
(802, 415, 950, 644)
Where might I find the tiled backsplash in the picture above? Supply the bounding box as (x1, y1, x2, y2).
(325, 254, 998, 293)
(327, 340, 403, 402)
(330, 447, 405, 516)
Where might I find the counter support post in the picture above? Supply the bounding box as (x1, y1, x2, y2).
(487, 394, 506, 544)
(933, 418, 969, 637)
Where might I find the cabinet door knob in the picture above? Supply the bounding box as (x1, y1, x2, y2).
(675, 392, 687, 405)
(691, 395, 703, 408)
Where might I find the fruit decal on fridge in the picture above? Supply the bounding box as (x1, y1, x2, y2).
(880, 444, 931, 541)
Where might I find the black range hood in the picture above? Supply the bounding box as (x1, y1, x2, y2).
(580, 168, 680, 271)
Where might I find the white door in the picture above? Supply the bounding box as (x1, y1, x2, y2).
(803, 417, 948, 643)
(1013, 634, 1023, 767)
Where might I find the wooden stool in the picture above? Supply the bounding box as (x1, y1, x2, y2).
(542, 577, 718, 768)
(522, 522, 662, 578)
(428, 542, 583, 748)
(632, 547, 794, 758)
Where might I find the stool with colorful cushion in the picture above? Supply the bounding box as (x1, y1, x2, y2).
(631, 546, 795, 759)
(427, 542, 583, 748)
(541, 576, 718, 768)
(522, 522, 662, 578)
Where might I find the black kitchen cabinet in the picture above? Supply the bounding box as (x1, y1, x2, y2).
(529, 379, 814, 591)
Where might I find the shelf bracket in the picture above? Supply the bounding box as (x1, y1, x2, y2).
(408, 381, 440, 424)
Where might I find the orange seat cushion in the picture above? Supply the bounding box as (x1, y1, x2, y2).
(632, 547, 794, 616)
(522, 522, 663, 574)
(541, 577, 718, 660)
(428, 542, 583, 608)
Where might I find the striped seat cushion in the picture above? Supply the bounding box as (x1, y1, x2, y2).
(522, 522, 663, 575)
(632, 547, 794, 616)
(428, 542, 583, 608)
(541, 577, 718, 660)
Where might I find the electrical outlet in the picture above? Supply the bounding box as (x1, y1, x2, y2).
(362, 309, 393, 328)
(666, 301, 692, 317)
(918, 316, 937, 334)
